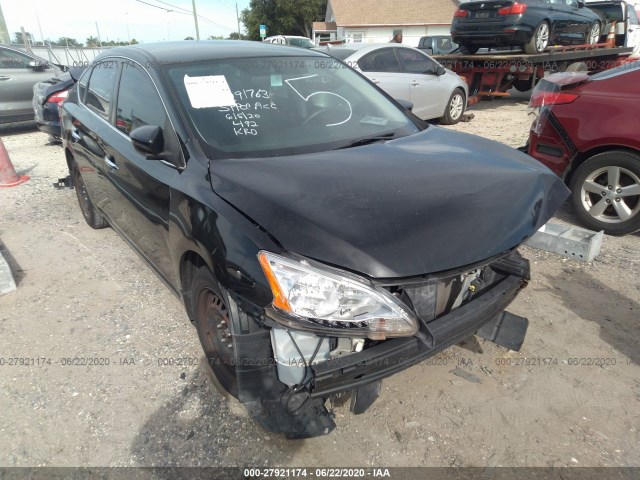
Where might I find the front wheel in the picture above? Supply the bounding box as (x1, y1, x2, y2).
(524, 21, 550, 54)
(588, 21, 601, 45)
(191, 266, 239, 397)
(569, 151, 640, 236)
(439, 88, 466, 125)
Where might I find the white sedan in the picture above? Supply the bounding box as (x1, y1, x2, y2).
(320, 43, 468, 125)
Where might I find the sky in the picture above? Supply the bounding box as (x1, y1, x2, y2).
(1, 0, 251, 44)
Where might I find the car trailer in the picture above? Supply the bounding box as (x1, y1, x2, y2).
(433, 43, 635, 104)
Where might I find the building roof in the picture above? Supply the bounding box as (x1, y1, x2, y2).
(328, 0, 458, 26)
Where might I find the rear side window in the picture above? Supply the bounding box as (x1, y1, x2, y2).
(0, 48, 31, 69)
(85, 61, 118, 119)
(628, 5, 639, 25)
(115, 62, 169, 136)
(358, 49, 401, 72)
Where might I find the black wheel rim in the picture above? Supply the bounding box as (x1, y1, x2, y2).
(197, 288, 237, 392)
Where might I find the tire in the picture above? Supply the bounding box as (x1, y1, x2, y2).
(587, 21, 601, 45)
(191, 266, 238, 397)
(72, 163, 108, 229)
(569, 151, 640, 236)
(459, 44, 479, 54)
(523, 21, 550, 54)
(512, 79, 534, 92)
(439, 88, 466, 125)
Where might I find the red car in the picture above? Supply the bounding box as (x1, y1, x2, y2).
(527, 62, 640, 236)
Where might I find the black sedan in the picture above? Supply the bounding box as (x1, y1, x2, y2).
(451, 0, 603, 54)
(60, 41, 568, 438)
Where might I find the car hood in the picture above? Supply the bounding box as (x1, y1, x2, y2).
(209, 127, 569, 279)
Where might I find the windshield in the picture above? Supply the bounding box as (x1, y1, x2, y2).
(166, 55, 421, 158)
(288, 37, 315, 48)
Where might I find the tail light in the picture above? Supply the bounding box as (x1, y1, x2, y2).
(498, 2, 528, 15)
(454, 8, 468, 17)
(529, 91, 579, 108)
(46, 90, 68, 104)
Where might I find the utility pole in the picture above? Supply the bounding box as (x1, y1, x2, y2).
(191, 0, 200, 40)
(0, 3, 10, 44)
(236, 2, 241, 40)
(95, 21, 102, 47)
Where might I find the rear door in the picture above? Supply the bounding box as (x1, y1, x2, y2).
(357, 48, 410, 103)
(395, 47, 450, 119)
(0, 47, 55, 122)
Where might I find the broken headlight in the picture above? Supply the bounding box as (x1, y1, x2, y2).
(258, 251, 418, 340)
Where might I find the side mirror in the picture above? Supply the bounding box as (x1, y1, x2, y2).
(577, 1, 585, 7)
(396, 99, 414, 112)
(27, 60, 48, 71)
(436, 65, 447, 76)
(130, 125, 164, 157)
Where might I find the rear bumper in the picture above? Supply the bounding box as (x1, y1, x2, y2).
(452, 25, 533, 47)
(34, 103, 62, 138)
(311, 272, 527, 397)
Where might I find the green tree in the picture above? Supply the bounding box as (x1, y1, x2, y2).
(226, 32, 240, 40)
(55, 37, 83, 47)
(130, 38, 139, 44)
(241, 0, 326, 40)
(184, 36, 194, 40)
(86, 36, 100, 47)
(207, 35, 224, 40)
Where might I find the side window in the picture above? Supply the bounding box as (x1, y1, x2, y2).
(396, 48, 437, 74)
(628, 5, 639, 25)
(564, 0, 578, 7)
(77, 69, 91, 103)
(115, 62, 169, 137)
(358, 49, 401, 73)
(85, 61, 117, 119)
(0, 48, 32, 69)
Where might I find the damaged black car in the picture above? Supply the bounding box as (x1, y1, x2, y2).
(59, 41, 569, 438)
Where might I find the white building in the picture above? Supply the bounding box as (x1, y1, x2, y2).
(312, 0, 459, 47)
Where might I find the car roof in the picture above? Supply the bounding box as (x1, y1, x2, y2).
(315, 43, 420, 58)
(94, 40, 328, 66)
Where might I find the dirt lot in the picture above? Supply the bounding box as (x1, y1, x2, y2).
(1, 98, 639, 468)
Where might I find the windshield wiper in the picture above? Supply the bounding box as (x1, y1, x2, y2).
(337, 132, 398, 149)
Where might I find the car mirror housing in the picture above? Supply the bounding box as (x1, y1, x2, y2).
(395, 99, 414, 112)
(130, 125, 165, 157)
(436, 65, 447, 76)
(28, 60, 48, 71)
(577, 1, 585, 6)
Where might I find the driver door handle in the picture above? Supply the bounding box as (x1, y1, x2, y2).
(104, 155, 118, 170)
(0, 76, 11, 81)
(371, 78, 380, 84)
(411, 80, 420, 86)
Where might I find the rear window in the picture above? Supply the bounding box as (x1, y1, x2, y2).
(320, 48, 357, 61)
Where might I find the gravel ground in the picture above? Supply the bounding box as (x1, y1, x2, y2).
(0, 99, 639, 468)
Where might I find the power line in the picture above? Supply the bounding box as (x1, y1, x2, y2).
(133, 0, 190, 14)
(133, 0, 236, 31)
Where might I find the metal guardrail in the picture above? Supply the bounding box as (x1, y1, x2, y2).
(29, 46, 105, 67)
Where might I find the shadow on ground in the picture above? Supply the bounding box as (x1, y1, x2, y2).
(0, 239, 25, 287)
(0, 121, 38, 137)
(130, 359, 303, 467)
(545, 268, 640, 365)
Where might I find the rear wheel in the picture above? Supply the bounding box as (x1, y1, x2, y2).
(512, 79, 534, 92)
(192, 266, 238, 397)
(524, 21, 550, 54)
(439, 88, 466, 125)
(569, 151, 640, 236)
(588, 21, 601, 44)
(72, 163, 108, 229)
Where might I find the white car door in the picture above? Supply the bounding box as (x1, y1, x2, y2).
(625, 3, 640, 56)
(394, 47, 451, 120)
(356, 48, 411, 106)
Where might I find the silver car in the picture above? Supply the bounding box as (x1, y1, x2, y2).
(0, 44, 62, 124)
(321, 44, 468, 124)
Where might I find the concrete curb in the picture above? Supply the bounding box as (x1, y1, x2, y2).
(0, 250, 16, 295)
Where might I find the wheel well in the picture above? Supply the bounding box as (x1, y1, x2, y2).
(180, 251, 208, 322)
(566, 145, 640, 186)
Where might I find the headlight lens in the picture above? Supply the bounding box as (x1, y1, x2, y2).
(258, 251, 418, 339)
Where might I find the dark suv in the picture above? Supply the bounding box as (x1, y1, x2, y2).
(60, 41, 567, 438)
